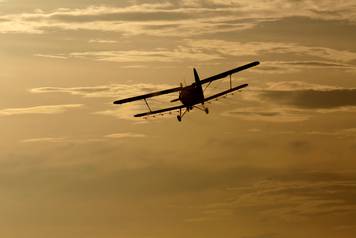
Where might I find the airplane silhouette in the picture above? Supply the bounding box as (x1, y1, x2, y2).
(114, 61, 259, 121)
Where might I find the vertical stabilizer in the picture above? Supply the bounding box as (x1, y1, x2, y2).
(193, 68, 205, 100)
(193, 68, 201, 86)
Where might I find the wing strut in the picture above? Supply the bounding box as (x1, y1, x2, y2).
(144, 99, 152, 112)
(229, 75, 232, 89)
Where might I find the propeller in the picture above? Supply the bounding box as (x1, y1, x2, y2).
(171, 82, 183, 103)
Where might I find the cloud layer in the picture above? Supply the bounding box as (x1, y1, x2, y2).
(0, 104, 82, 116)
(208, 172, 356, 222)
(1, 1, 356, 36)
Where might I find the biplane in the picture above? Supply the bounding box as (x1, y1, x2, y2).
(113, 61, 260, 121)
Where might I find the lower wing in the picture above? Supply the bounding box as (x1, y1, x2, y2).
(134, 105, 185, 117)
(204, 84, 248, 102)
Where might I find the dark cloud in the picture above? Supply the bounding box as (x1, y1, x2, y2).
(231, 111, 281, 117)
(261, 89, 356, 109)
(50, 11, 192, 22)
(242, 233, 280, 238)
(223, 107, 308, 122)
(214, 17, 356, 52)
(288, 140, 312, 153)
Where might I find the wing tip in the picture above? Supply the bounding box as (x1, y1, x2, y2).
(113, 100, 122, 105)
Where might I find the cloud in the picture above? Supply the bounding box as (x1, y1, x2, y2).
(253, 81, 356, 110)
(224, 81, 356, 122)
(21, 133, 146, 144)
(94, 105, 178, 121)
(88, 39, 117, 44)
(34, 54, 68, 59)
(30, 83, 179, 99)
(0, 3, 256, 36)
(68, 47, 222, 63)
(204, 172, 356, 222)
(185, 40, 356, 63)
(253, 61, 356, 74)
(264, 81, 341, 91)
(261, 88, 356, 109)
(2, 1, 356, 36)
(21, 137, 66, 143)
(31, 83, 183, 120)
(306, 128, 356, 138)
(0, 104, 83, 116)
(20, 137, 107, 144)
(33, 39, 356, 69)
(105, 132, 146, 139)
(223, 107, 309, 122)
(240, 233, 280, 238)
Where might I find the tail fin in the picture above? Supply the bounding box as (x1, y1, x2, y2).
(193, 68, 201, 86)
(193, 68, 205, 101)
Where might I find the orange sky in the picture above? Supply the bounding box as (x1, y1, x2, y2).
(1, 1, 356, 238)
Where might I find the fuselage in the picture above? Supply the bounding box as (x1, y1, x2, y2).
(179, 83, 204, 107)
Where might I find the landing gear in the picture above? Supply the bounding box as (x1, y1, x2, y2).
(177, 108, 187, 122)
(193, 104, 209, 115)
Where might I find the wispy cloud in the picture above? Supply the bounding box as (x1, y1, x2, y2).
(253, 60, 356, 74)
(105, 132, 146, 139)
(201, 172, 356, 222)
(33, 40, 356, 71)
(21, 132, 147, 144)
(30, 83, 182, 120)
(0, 104, 83, 116)
(224, 81, 356, 122)
(21, 137, 66, 143)
(34, 54, 68, 59)
(68, 47, 222, 63)
(262, 81, 342, 91)
(0, 3, 255, 36)
(260, 88, 356, 110)
(30, 83, 178, 99)
(88, 39, 117, 44)
(1, 1, 355, 36)
(185, 39, 356, 63)
(223, 107, 309, 122)
(306, 128, 356, 138)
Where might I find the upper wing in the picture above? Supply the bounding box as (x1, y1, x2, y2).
(134, 105, 185, 118)
(200, 61, 260, 85)
(113, 86, 181, 105)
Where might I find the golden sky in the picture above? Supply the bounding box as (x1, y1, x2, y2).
(1, 0, 356, 237)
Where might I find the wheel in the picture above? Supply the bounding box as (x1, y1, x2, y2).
(177, 115, 182, 122)
(205, 108, 209, 114)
